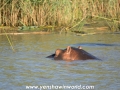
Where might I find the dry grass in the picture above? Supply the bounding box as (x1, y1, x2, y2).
(0, 0, 119, 31)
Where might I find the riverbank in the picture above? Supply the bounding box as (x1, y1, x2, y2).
(0, 26, 118, 36)
(0, 20, 119, 35)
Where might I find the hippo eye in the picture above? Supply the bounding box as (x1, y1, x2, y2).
(66, 51, 70, 54)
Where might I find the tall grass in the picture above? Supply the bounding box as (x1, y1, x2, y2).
(0, 0, 119, 31)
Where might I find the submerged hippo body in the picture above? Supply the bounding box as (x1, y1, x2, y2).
(47, 46, 99, 61)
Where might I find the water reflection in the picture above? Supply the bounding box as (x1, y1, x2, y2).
(72, 43, 120, 47)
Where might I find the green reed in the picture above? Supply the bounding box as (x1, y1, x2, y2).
(3, 29, 15, 52)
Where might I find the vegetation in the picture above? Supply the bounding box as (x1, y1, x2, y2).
(0, 0, 120, 32)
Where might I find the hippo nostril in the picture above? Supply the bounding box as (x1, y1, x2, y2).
(54, 55, 57, 57)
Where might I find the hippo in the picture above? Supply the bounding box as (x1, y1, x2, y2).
(46, 46, 100, 61)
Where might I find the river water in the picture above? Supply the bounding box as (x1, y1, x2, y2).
(0, 33, 120, 90)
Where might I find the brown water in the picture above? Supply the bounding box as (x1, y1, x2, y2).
(0, 33, 120, 90)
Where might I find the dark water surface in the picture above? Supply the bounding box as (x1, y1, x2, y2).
(0, 33, 120, 90)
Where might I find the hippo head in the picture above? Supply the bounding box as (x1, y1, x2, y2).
(47, 46, 99, 61)
(54, 46, 85, 60)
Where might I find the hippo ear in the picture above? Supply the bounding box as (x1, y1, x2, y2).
(66, 46, 71, 54)
(55, 49, 60, 57)
(78, 46, 82, 49)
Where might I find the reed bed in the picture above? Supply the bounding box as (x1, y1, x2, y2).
(0, 0, 119, 31)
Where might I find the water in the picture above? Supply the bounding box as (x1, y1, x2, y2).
(0, 33, 120, 90)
